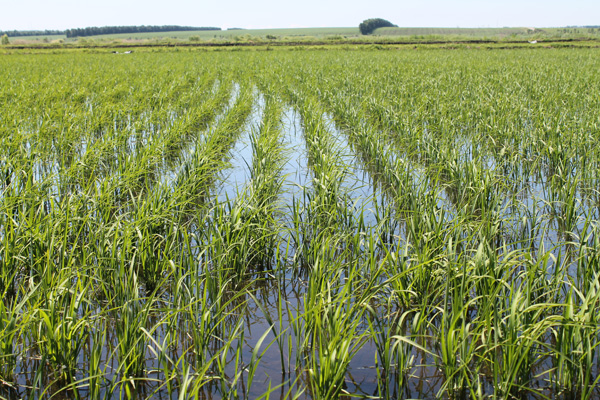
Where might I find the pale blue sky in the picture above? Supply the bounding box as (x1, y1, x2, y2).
(1, 0, 598, 31)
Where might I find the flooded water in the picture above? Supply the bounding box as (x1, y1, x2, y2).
(216, 90, 264, 203)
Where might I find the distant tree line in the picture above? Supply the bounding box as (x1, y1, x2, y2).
(0, 30, 65, 37)
(359, 18, 397, 35)
(66, 25, 221, 38)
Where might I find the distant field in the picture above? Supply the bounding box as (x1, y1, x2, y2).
(374, 27, 533, 37)
(8, 34, 66, 42)
(84, 27, 360, 40)
(3, 28, 359, 43)
(375, 26, 600, 39)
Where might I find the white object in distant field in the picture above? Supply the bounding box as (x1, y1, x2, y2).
(528, 40, 537, 44)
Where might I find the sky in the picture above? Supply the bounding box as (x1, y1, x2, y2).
(1, 0, 598, 31)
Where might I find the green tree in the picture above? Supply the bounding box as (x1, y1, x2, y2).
(359, 18, 397, 35)
(1, 34, 9, 45)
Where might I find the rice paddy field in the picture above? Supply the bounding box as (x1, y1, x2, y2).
(1, 48, 600, 399)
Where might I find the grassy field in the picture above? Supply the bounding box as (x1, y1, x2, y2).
(1, 47, 600, 399)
